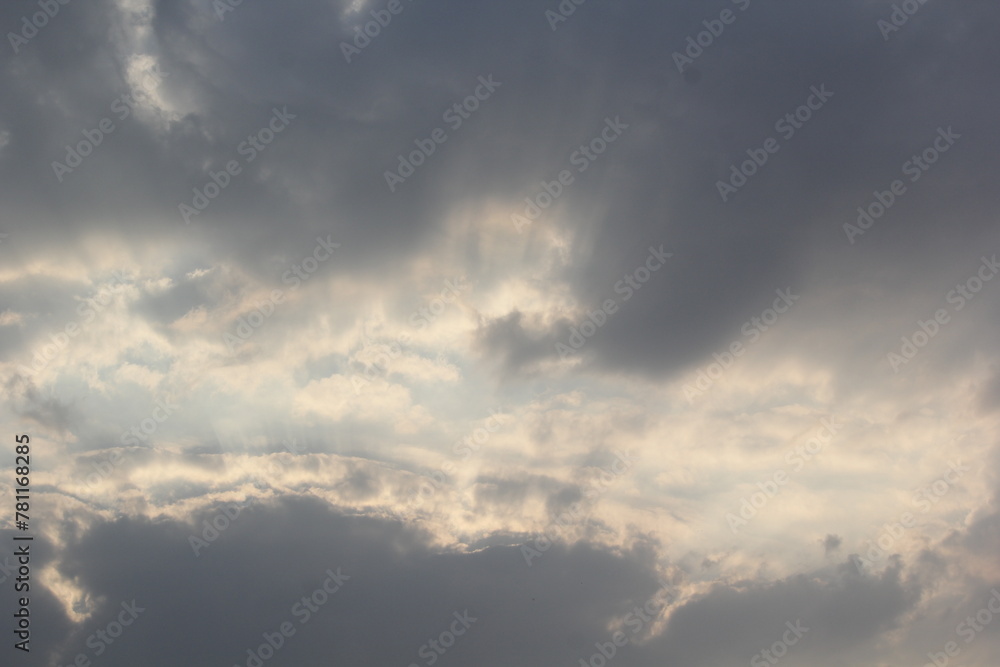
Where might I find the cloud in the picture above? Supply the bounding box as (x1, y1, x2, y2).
(1, 0, 999, 664)
(0, 497, 928, 667)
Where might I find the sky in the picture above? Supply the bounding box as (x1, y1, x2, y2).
(0, 0, 999, 665)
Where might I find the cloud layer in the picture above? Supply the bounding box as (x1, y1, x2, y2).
(1, 0, 998, 665)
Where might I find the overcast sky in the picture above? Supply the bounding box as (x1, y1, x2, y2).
(1, 0, 999, 665)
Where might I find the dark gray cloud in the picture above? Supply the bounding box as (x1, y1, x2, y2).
(2, 0, 997, 379)
(1, 497, 923, 667)
(644, 559, 920, 667)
